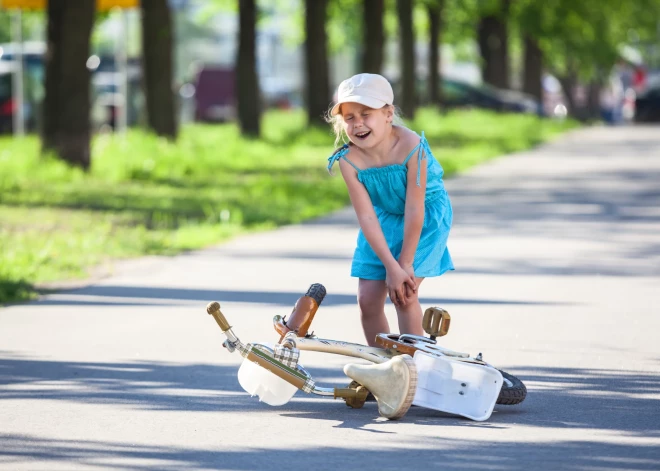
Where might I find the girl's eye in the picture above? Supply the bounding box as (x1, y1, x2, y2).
(345, 116, 353, 121)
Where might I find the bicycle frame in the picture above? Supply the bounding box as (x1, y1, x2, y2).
(210, 301, 487, 392)
(207, 298, 510, 421)
(285, 335, 396, 364)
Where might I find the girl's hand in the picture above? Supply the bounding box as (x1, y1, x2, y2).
(399, 262, 417, 301)
(386, 264, 417, 306)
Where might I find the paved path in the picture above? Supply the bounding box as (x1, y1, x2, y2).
(1, 126, 659, 470)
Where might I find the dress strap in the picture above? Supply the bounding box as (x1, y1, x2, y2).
(327, 144, 361, 173)
(402, 141, 421, 166)
(402, 131, 430, 186)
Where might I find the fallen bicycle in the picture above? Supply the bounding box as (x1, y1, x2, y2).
(205, 283, 526, 421)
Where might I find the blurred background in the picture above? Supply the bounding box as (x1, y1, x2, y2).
(1, 0, 659, 303)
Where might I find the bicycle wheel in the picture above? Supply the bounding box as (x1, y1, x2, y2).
(496, 370, 527, 405)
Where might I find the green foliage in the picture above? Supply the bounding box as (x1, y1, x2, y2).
(440, 0, 474, 43)
(327, 0, 361, 52)
(197, 0, 236, 23)
(0, 10, 43, 43)
(513, 0, 660, 79)
(0, 11, 9, 43)
(0, 108, 578, 304)
(409, 108, 579, 174)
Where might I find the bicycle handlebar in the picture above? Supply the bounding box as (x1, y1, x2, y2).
(206, 301, 231, 332)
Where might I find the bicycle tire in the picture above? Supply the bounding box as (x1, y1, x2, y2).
(496, 370, 527, 405)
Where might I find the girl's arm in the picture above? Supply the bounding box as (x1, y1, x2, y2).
(399, 145, 428, 267)
(339, 159, 415, 304)
(339, 159, 397, 269)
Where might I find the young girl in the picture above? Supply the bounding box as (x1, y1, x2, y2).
(326, 73, 454, 347)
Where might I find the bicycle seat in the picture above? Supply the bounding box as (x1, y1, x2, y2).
(343, 354, 417, 420)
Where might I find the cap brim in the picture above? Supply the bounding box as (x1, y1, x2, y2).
(331, 95, 389, 115)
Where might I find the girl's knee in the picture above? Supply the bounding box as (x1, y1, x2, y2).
(357, 280, 386, 315)
(396, 293, 422, 312)
(397, 292, 420, 309)
(358, 293, 383, 317)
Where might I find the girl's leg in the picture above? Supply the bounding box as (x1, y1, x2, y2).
(394, 277, 425, 336)
(358, 278, 389, 346)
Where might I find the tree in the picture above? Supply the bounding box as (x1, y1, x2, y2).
(42, 1, 95, 170)
(477, 0, 510, 89)
(522, 35, 542, 101)
(305, 0, 330, 126)
(236, 0, 260, 136)
(361, 0, 385, 74)
(396, 0, 416, 118)
(512, 0, 545, 101)
(141, 0, 178, 139)
(512, 0, 660, 119)
(426, 0, 445, 106)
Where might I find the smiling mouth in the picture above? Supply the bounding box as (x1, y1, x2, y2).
(355, 131, 371, 139)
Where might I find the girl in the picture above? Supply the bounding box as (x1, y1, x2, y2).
(326, 73, 454, 347)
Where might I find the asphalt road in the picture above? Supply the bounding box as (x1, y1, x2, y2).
(1, 125, 659, 471)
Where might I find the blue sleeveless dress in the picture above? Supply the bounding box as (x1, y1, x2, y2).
(327, 131, 454, 280)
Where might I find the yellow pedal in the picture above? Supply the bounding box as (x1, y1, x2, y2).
(423, 307, 450, 339)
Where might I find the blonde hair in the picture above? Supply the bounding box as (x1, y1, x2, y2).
(325, 104, 405, 149)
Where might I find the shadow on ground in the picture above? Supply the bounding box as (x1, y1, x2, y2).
(1, 353, 658, 432)
(1, 433, 658, 471)
(1, 355, 659, 469)
(32, 285, 566, 308)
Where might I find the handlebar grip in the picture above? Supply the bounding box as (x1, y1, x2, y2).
(206, 301, 231, 332)
(305, 283, 326, 306)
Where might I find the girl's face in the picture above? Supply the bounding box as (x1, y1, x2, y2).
(341, 102, 392, 149)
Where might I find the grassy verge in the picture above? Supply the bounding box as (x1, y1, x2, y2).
(0, 108, 578, 303)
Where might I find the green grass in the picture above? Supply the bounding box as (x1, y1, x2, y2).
(0, 108, 578, 303)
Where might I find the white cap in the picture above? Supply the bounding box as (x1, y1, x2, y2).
(330, 73, 394, 116)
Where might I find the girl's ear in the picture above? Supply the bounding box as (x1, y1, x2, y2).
(385, 105, 394, 124)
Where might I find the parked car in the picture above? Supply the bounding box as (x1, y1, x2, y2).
(0, 61, 40, 134)
(1, 42, 143, 132)
(0, 62, 14, 133)
(441, 78, 541, 115)
(634, 74, 660, 123)
(194, 66, 236, 122)
(406, 76, 543, 116)
(0, 41, 45, 74)
(0, 42, 44, 134)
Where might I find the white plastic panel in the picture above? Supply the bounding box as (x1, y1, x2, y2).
(237, 356, 298, 406)
(412, 351, 503, 421)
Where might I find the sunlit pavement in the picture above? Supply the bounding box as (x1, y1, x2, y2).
(1, 125, 659, 470)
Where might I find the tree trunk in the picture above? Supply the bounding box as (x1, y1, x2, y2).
(557, 73, 578, 118)
(522, 34, 543, 101)
(397, 0, 416, 118)
(237, 0, 260, 136)
(427, 0, 444, 106)
(141, 0, 178, 139)
(361, 0, 384, 74)
(477, 0, 510, 89)
(42, 1, 95, 170)
(586, 78, 602, 120)
(305, 0, 330, 126)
